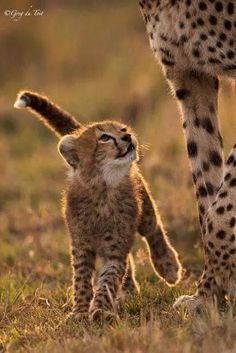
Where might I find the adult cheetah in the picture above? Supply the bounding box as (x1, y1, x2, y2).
(139, 0, 236, 310)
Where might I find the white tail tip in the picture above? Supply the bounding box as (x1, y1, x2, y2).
(14, 98, 28, 109)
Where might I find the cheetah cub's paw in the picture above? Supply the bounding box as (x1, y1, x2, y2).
(65, 311, 89, 324)
(159, 249, 183, 286)
(173, 295, 205, 314)
(56, 311, 88, 328)
(73, 312, 89, 322)
(89, 308, 118, 324)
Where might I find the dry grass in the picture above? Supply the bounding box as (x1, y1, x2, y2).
(1, 1, 236, 352)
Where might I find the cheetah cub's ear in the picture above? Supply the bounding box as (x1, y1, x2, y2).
(58, 135, 79, 168)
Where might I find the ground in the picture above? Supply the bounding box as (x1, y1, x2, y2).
(1, 1, 236, 352)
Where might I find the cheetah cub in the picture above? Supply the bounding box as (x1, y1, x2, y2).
(14, 91, 182, 322)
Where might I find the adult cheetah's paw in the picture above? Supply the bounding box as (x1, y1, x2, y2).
(173, 295, 205, 314)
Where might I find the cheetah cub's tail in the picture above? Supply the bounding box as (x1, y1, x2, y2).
(14, 90, 81, 137)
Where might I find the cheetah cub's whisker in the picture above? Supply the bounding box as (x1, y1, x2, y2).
(14, 90, 182, 322)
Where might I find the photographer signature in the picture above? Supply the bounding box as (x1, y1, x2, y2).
(4, 6, 44, 21)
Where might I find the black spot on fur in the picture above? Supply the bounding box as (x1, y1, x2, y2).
(199, 2, 207, 10)
(202, 162, 210, 171)
(219, 32, 227, 41)
(208, 222, 213, 233)
(225, 173, 231, 181)
(230, 217, 236, 227)
(216, 206, 224, 215)
(227, 50, 235, 59)
(200, 33, 207, 40)
(227, 154, 234, 165)
(199, 205, 205, 214)
(195, 118, 201, 128)
(224, 20, 232, 30)
(208, 241, 214, 248)
(223, 253, 230, 260)
(209, 16, 217, 25)
(206, 182, 214, 195)
(228, 2, 235, 15)
(176, 89, 190, 100)
(219, 191, 227, 198)
(230, 178, 236, 187)
(227, 204, 233, 211)
(209, 150, 222, 167)
(192, 49, 201, 57)
(204, 281, 211, 289)
(187, 141, 198, 157)
(198, 185, 207, 197)
(201, 117, 214, 133)
(161, 58, 175, 66)
(216, 230, 226, 239)
(197, 18, 204, 26)
(215, 2, 223, 12)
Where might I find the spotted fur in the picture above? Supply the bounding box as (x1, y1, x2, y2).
(139, 0, 236, 310)
(14, 91, 182, 321)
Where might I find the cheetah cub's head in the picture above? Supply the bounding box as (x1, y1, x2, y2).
(58, 121, 139, 186)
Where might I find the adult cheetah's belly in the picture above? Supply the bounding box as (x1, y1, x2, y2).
(145, 0, 236, 78)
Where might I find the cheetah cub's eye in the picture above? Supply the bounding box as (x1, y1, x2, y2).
(99, 134, 112, 142)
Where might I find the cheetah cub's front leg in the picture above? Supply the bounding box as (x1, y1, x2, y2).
(71, 242, 95, 320)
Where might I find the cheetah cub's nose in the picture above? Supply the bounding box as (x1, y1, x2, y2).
(122, 134, 132, 142)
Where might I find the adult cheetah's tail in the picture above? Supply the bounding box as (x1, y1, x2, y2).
(14, 90, 82, 137)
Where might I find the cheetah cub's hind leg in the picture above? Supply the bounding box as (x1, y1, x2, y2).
(175, 145, 236, 313)
(121, 254, 140, 295)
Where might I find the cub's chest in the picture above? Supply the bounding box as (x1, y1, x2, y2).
(66, 184, 140, 232)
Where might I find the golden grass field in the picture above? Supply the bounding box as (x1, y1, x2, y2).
(2, 1, 236, 352)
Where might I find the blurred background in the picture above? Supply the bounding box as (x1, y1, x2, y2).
(1, 0, 236, 304)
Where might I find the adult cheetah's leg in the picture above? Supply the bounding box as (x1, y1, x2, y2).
(167, 69, 224, 222)
(174, 149, 236, 310)
(89, 258, 127, 322)
(122, 254, 140, 295)
(201, 147, 236, 301)
(166, 68, 225, 310)
(71, 244, 96, 319)
(138, 177, 182, 285)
